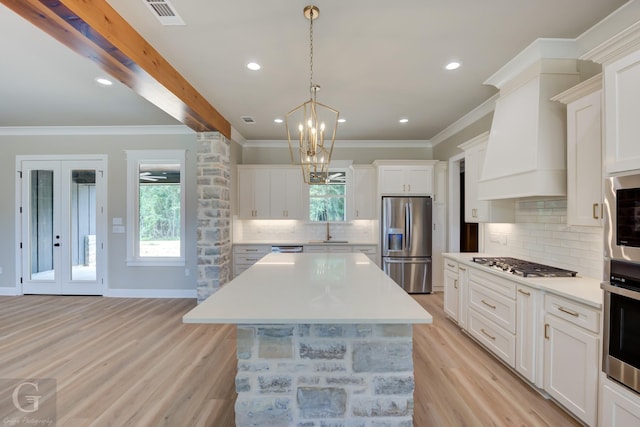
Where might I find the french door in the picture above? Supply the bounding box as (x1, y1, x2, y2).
(19, 158, 106, 295)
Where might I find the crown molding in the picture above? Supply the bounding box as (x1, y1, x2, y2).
(0, 125, 194, 136)
(483, 38, 578, 89)
(240, 140, 432, 149)
(580, 20, 640, 64)
(551, 73, 602, 104)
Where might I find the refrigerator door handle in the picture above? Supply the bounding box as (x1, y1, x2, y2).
(407, 203, 412, 251)
(403, 204, 409, 251)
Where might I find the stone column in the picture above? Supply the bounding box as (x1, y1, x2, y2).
(196, 132, 231, 302)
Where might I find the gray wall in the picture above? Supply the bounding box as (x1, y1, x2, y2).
(432, 113, 494, 161)
(0, 130, 199, 292)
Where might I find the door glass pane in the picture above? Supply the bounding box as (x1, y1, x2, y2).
(138, 163, 181, 257)
(70, 170, 97, 281)
(30, 170, 54, 281)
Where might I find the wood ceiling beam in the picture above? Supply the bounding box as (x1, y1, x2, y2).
(1, 0, 231, 138)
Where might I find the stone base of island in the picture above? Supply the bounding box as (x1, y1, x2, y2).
(184, 253, 432, 426)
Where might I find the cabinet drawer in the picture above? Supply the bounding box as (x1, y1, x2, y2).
(469, 282, 516, 333)
(352, 245, 376, 254)
(469, 267, 516, 298)
(444, 259, 459, 272)
(235, 254, 267, 265)
(233, 245, 271, 255)
(544, 293, 600, 333)
(468, 309, 515, 368)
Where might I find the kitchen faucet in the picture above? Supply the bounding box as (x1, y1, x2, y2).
(326, 222, 332, 241)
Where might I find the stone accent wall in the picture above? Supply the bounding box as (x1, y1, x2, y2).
(196, 132, 231, 302)
(235, 323, 414, 427)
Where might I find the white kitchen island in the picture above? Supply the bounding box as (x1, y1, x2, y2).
(184, 252, 432, 426)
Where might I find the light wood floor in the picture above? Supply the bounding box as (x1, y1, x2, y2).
(0, 293, 580, 426)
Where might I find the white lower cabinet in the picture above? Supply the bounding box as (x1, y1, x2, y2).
(600, 377, 640, 427)
(233, 245, 271, 277)
(442, 260, 601, 425)
(352, 245, 378, 265)
(443, 260, 460, 321)
(466, 267, 517, 368)
(515, 285, 541, 385)
(304, 245, 352, 253)
(303, 244, 378, 266)
(543, 294, 599, 427)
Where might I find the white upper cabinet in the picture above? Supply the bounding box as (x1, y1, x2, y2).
(374, 160, 436, 196)
(552, 75, 603, 226)
(604, 49, 640, 175)
(270, 167, 303, 219)
(584, 31, 640, 176)
(350, 165, 376, 219)
(238, 166, 304, 220)
(434, 161, 448, 205)
(459, 133, 514, 223)
(238, 167, 271, 219)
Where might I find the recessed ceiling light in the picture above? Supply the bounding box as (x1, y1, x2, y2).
(95, 77, 113, 86)
(247, 62, 261, 71)
(338, 118, 346, 123)
(445, 61, 461, 71)
(274, 118, 283, 124)
(399, 118, 409, 124)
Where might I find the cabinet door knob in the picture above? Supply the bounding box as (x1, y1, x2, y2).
(454, 279, 458, 289)
(518, 289, 531, 296)
(592, 203, 599, 220)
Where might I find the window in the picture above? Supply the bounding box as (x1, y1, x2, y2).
(308, 171, 347, 222)
(126, 150, 185, 266)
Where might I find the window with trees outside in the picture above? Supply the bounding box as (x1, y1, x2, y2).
(126, 150, 185, 266)
(309, 171, 347, 222)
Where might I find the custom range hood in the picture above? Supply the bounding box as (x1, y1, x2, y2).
(478, 41, 580, 200)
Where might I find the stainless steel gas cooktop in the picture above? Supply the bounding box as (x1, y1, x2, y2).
(472, 257, 578, 278)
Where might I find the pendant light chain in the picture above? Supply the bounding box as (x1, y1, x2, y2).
(309, 7, 314, 100)
(285, 5, 339, 184)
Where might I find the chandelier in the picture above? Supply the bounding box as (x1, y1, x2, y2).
(285, 5, 339, 184)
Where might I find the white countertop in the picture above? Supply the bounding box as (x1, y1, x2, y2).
(234, 241, 378, 246)
(443, 253, 603, 308)
(184, 253, 432, 324)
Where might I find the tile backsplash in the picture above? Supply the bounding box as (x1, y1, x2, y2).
(484, 198, 604, 280)
(233, 218, 378, 244)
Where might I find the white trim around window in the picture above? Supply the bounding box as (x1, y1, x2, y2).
(126, 150, 186, 266)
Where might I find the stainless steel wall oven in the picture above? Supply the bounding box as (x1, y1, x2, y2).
(602, 260, 640, 394)
(603, 173, 640, 394)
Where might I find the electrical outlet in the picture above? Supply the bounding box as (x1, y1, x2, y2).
(185, 268, 190, 277)
(0, 267, 3, 274)
(500, 235, 508, 245)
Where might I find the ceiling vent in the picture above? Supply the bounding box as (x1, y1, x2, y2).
(241, 116, 256, 124)
(143, 0, 185, 26)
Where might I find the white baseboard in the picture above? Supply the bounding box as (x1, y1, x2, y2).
(0, 287, 196, 298)
(104, 288, 197, 299)
(0, 287, 20, 296)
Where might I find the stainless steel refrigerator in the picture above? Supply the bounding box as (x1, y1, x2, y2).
(381, 196, 432, 293)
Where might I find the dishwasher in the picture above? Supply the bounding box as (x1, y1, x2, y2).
(271, 245, 303, 253)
